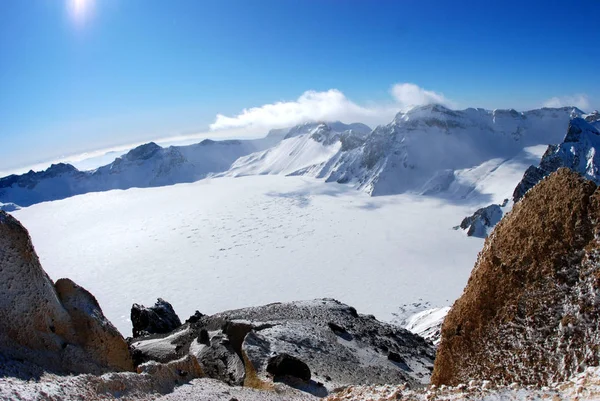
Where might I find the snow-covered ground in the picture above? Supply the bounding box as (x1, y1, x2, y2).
(13, 175, 485, 335)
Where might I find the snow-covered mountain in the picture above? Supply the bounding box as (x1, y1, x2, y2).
(0, 106, 583, 207)
(459, 117, 600, 237)
(0, 135, 283, 207)
(223, 105, 582, 197)
(223, 121, 371, 177)
(514, 117, 600, 201)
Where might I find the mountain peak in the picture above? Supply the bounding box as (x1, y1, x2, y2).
(393, 104, 460, 124)
(124, 142, 162, 161)
(564, 117, 599, 143)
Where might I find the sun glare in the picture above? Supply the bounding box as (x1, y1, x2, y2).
(67, 0, 94, 25)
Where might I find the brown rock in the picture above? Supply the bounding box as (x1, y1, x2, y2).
(432, 168, 600, 386)
(0, 211, 133, 375)
(55, 278, 134, 372)
(0, 211, 74, 370)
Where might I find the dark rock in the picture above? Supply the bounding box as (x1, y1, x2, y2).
(198, 329, 210, 345)
(185, 310, 205, 324)
(459, 204, 503, 238)
(191, 330, 245, 386)
(131, 298, 182, 338)
(266, 353, 311, 382)
(327, 322, 352, 341)
(387, 352, 405, 365)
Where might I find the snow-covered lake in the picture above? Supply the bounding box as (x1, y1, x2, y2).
(14, 175, 484, 335)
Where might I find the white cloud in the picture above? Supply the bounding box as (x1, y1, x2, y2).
(390, 83, 455, 109)
(542, 94, 590, 111)
(209, 83, 455, 131)
(210, 89, 391, 131)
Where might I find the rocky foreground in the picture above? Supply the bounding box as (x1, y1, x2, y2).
(3, 168, 600, 400)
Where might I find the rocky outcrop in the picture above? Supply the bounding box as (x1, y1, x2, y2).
(433, 168, 600, 386)
(459, 203, 505, 237)
(130, 299, 435, 396)
(513, 118, 600, 202)
(586, 110, 600, 123)
(131, 298, 182, 337)
(189, 328, 246, 386)
(0, 211, 133, 375)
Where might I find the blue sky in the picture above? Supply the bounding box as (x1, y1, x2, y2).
(1, 0, 599, 171)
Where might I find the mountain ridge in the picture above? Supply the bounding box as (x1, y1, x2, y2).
(0, 106, 584, 207)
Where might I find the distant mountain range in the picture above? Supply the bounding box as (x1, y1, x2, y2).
(459, 116, 600, 237)
(0, 134, 283, 207)
(0, 106, 588, 208)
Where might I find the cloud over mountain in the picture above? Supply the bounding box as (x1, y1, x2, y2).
(543, 94, 590, 110)
(210, 83, 454, 131)
(390, 83, 455, 109)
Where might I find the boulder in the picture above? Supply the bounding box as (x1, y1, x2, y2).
(0, 211, 133, 375)
(433, 168, 600, 386)
(189, 330, 245, 386)
(55, 278, 133, 372)
(131, 298, 182, 337)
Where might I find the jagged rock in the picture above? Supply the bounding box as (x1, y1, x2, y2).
(513, 118, 600, 202)
(0, 211, 133, 375)
(189, 330, 246, 386)
(131, 298, 182, 337)
(433, 169, 600, 386)
(131, 299, 435, 395)
(459, 203, 504, 237)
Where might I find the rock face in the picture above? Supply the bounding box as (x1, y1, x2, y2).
(0, 211, 133, 375)
(513, 118, 600, 202)
(130, 299, 435, 396)
(131, 298, 182, 337)
(459, 203, 505, 237)
(433, 169, 600, 386)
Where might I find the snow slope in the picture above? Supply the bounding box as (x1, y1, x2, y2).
(12, 175, 484, 335)
(404, 307, 450, 345)
(223, 122, 370, 177)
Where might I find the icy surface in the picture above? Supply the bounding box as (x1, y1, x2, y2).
(13, 175, 485, 335)
(404, 307, 450, 345)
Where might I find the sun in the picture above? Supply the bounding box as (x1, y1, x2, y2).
(67, 0, 94, 24)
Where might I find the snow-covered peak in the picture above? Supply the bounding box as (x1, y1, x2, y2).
(283, 121, 371, 140)
(393, 104, 461, 125)
(564, 117, 600, 143)
(123, 142, 162, 162)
